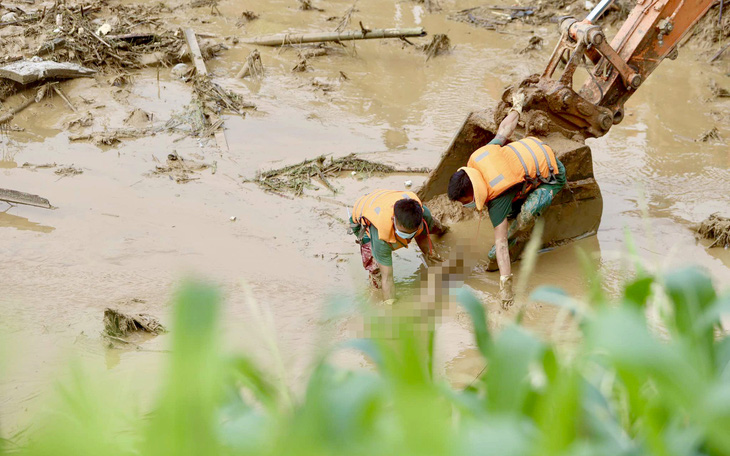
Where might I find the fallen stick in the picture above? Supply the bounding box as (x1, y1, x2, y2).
(710, 42, 730, 63)
(0, 84, 49, 125)
(183, 28, 208, 76)
(244, 27, 426, 46)
(0, 188, 53, 209)
(106, 33, 156, 43)
(51, 84, 76, 112)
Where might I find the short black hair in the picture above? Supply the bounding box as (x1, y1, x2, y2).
(448, 170, 473, 201)
(393, 198, 423, 230)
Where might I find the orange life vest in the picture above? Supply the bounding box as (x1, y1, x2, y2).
(459, 136, 559, 211)
(352, 189, 425, 248)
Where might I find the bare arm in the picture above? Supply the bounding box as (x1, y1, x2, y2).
(494, 110, 520, 143)
(380, 264, 395, 301)
(493, 219, 511, 277)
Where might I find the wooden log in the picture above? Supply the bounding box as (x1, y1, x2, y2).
(243, 27, 426, 46)
(183, 28, 208, 76)
(0, 188, 53, 209)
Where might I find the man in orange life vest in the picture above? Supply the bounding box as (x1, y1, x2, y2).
(349, 190, 445, 301)
(447, 97, 566, 309)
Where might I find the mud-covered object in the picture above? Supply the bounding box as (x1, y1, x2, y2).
(103, 308, 167, 337)
(696, 213, 730, 248)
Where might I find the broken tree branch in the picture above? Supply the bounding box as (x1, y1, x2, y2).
(0, 84, 49, 125)
(244, 27, 426, 46)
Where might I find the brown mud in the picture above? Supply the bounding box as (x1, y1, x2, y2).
(1, 0, 729, 440)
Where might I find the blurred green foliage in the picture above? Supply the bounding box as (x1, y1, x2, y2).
(5, 267, 730, 456)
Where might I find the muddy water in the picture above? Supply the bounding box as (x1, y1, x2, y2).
(1, 0, 729, 437)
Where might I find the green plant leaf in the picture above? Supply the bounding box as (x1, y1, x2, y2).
(457, 287, 491, 359)
(622, 275, 654, 309)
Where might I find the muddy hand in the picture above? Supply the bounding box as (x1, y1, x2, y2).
(510, 91, 526, 115)
(499, 274, 514, 309)
(427, 252, 445, 265)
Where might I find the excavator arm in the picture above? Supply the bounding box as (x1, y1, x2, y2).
(499, 0, 716, 139)
(417, 0, 717, 270)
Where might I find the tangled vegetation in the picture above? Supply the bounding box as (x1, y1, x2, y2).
(247, 153, 430, 195)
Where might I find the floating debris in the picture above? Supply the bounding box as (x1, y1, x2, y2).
(414, 0, 441, 13)
(696, 213, 730, 248)
(709, 80, 730, 98)
(55, 166, 83, 177)
(247, 154, 431, 196)
(696, 127, 722, 142)
(235, 49, 264, 79)
(446, 6, 520, 30)
(419, 34, 452, 60)
(519, 36, 544, 54)
(149, 151, 210, 184)
(103, 308, 167, 337)
(244, 27, 426, 46)
(298, 0, 324, 12)
(292, 58, 309, 72)
(236, 10, 260, 27)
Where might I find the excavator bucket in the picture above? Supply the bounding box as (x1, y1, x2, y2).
(417, 107, 603, 270)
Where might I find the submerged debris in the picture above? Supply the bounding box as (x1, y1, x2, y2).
(414, 0, 441, 13)
(103, 308, 167, 337)
(419, 34, 452, 60)
(149, 151, 210, 183)
(696, 213, 730, 248)
(235, 49, 264, 79)
(519, 36, 544, 54)
(55, 166, 83, 177)
(236, 10, 260, 27)
(193, 75, 254, 115)
(448, 6, 531, 29)
(247, 154, 431, 196)
(292, 58, 309, 72)
(0, 83, 49, 125)
(709, 80, 730, 98)
(696, 127, 722, 142)
(298, 0, 324, 12)
(69, 127, 158, 146)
